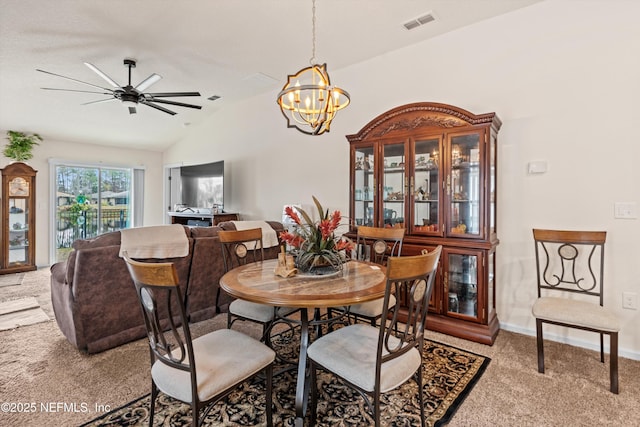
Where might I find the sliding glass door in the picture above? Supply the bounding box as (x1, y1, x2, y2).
(53, 164, 134, 263)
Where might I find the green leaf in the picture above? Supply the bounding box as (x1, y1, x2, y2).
(4, 131, 42, 161)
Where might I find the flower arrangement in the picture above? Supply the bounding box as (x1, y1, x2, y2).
(280, 196, 354, 273)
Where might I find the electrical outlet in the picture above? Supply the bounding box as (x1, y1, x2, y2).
(622, 292, 638, 310)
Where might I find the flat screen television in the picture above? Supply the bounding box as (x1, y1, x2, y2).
(180, 161, 224, 210)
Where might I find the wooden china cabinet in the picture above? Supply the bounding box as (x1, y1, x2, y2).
(346, 102, 502, 344)
(1, 162, 37, 274)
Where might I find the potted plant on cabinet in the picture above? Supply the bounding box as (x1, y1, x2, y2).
(3, 130, 42, 162)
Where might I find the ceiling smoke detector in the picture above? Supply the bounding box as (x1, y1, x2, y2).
(403, 12, 435, 30)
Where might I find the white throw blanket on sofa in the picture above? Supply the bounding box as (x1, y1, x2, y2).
(119, 224, 189, 258)
(231, 220, 280, 248)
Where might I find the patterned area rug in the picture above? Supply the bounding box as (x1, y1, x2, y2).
(82, 331, 489, 427)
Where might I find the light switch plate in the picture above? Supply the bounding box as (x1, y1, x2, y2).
(527, 161, 547, 174)
(614, 202, 637, 219)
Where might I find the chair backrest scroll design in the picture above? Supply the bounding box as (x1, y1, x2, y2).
(378, 246, 442, 364)
(355, 225, 405, 265)
(533, 229, 606, 305)
(219, 228, 265, 272)
(123, 253, 195, 373)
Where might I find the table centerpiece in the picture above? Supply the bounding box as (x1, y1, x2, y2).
(279, 196, 354, 275)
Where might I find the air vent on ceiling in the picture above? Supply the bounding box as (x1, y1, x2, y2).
(403, 12, 435, 31)
(208, 95, 222, 101)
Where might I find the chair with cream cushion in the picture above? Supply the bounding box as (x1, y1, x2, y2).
(343, 226, 405, 326)
(308, 246, 442, 427)
(123, 252, 275, 427)
(219, 228, 297, 345)
(532, 229, 619, 394)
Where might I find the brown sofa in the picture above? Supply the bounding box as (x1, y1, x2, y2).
(50, 221, 284, 353)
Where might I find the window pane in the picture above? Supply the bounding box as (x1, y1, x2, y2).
(54, 165, 133, 263)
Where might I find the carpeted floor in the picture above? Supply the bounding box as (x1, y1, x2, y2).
(1, 268, 640, 427)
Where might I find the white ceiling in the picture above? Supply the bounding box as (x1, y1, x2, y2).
(0, 0, 540, 151)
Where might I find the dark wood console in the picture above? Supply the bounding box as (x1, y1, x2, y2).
(169, 211, 239, 226)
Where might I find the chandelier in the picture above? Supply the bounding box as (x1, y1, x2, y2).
(276, 0, 350, 135)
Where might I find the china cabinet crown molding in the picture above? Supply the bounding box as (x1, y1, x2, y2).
(347, 102, 502, 142)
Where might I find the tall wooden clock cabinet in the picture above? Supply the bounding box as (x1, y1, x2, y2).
(1, 162, 37, 274)
(346, 102, 502, 344)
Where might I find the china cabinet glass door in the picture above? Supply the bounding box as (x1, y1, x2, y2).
(447, 132, 481, 237)
(7, 197, 30, 267)
(382, 142, 406, 228)
(352, 144, 375, 227)
(2, 162, 37, 274)
(489, 133, 497, 237)
(487, 251, 495, 320)
(412, 137, 441, 234)
(445, 249, 481, 321)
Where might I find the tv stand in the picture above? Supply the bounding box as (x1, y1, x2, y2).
(169, 211, 239, 226)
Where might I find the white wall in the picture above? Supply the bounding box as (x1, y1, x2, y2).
(164, 1, 640, 358)
(0, 136, 164, 267)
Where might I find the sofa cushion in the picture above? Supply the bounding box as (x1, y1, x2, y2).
(72, 231, 121, 250)
(189, 226, 223, 238)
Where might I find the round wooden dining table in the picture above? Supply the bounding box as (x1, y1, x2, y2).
(219, 258, 387, 427)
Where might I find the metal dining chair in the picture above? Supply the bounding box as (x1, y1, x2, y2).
(338, 226, 405, 327)
(308, 246, 442, 427)
(532, 229, 620, 393)
(123, 252, 275, 427)
(219, 228, 297, 345)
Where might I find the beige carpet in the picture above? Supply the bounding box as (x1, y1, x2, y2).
(1, 268, 640, 427)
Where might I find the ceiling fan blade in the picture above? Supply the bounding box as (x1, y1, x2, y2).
(145, 98, 202, 109)
(37, 69, 114, 92)
(135, 73, 162, 92)
(42, 87, 113, 95)
(84, 62, 120, 88)
(82, 98, 118, 106)
(140, 100, 176, 115)
(145, 92, 201, 97)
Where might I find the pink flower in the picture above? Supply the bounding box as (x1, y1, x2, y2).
(285, 206, 302, 225)
(336, 238, 354, 252)
(279, 231, 304, 248)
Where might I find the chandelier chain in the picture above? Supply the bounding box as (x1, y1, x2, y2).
(310, 0, 317, 65)
(277, 0, 350, 135)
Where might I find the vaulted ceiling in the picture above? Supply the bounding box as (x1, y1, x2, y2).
(0, 0, 540, 151)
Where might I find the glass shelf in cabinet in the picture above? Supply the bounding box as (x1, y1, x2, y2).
(452, 161, 479, 168)
(415, 226, 439, 232)
(449, 273, 477, 286)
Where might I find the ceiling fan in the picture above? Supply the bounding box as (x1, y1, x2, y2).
(36, 59, 202, 115)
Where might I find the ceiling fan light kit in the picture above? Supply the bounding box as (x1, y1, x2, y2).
(277, 0, 350, 136)
(37, 59, 202, 116)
